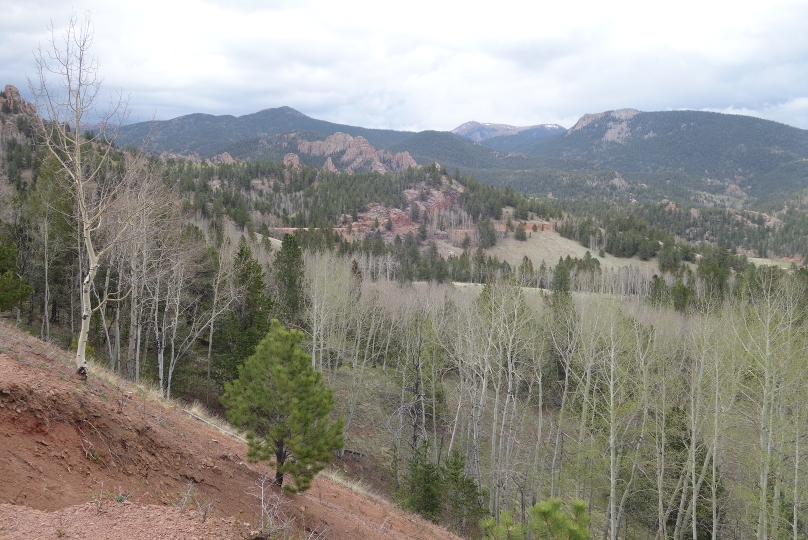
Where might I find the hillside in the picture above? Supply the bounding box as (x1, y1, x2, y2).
(388, 130, 512, 169)
(0, 322, 460, 540)
(451, 121, 565, 143)
(525, 109, 808, 201)
(116, 106, 414, 156)
(110, 100, 808, 206)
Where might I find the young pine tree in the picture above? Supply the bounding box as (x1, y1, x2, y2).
(528, 499, 591, 540)
(221, 320, 344, 492)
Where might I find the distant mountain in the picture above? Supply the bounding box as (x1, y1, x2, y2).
(525, 109, 808, 199)
(452, 120, 565, 142)
(116, 106, 414, 155)
(388, 131, 508, 170)
(116, 103, 808, 206)
(480, 126, 568, 152)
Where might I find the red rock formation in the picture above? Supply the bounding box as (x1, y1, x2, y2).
(298, 132, 417, 174)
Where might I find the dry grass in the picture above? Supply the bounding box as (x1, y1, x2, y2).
(320, 469, 385, 503)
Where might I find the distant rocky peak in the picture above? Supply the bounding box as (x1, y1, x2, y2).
(452, 120, 566, 142)
(569, 109, 641, 132)
(567, 109, 643, 144)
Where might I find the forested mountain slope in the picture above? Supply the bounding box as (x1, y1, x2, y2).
(527, 109, 808, 200)
(116, 106, 414, 155)
(114, 103, 808, 206)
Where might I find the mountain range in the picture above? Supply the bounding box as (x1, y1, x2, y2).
(116, 105, 808, 207)
(450, 120, 565, 143)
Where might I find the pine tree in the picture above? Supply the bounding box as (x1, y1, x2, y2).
(273, 234, 305, 327)
(481, 510, 525, 540)
(0, 225, 33, 313)
(215, 238, 271, 382)
(514, 222, 527, 241)
(528, 498, 591, 540)
(221, 320, 344, 492)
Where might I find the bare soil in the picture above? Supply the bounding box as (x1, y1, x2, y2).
(0, 321, 460, 540)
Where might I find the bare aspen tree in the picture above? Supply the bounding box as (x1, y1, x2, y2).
(545, 293, 582, 499)
(30, 13, 150, 378)
(731, 271, 805, 540)
(145, 223, 234, 399)
(121, 175, 174, 382)
(341, 286, 384, 445)
(305, 251, 353, 371)
(645, 308, 688, 540)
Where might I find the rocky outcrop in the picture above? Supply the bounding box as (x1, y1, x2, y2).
(283, 153, 300, 168)
(569, 112, 606, 132)
(340, 136, 387, 173)
(322, 156, 338, 173)
(298, 133, 354, 156)
(378, 150, 418, 172)
(298, 132, 418, 174)
(159, 151, 203, 163)
(0, 85, 37, 116)
(569, 109, 641, 144)
(610, 172, 628, 190)
(207, 152, 236, 165)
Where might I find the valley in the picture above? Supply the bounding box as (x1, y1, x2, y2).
(2, 79, 808, 540)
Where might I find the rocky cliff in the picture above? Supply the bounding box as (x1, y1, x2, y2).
(0, 85, 37, 117)
(298, 132, 418, 173)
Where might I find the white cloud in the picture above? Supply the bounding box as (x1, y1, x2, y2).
(1, 0, 807, 130)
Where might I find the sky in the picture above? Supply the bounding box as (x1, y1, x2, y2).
(2, 0, 807, 132)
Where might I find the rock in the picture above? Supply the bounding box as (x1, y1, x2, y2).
(609, 173, 628, 190)
(298, 132, 418, 174)
(1, 85, 37, 116)
(341, 136, 386, 173)
(283, 153, 300, 168)
(377, 149, 418, 173)
(207, 152, 236, 165)
(298, 133, 354, 156)
(323, 157, 338, 173)
(725, 184, 745, 197)
(569, 112, 606, 132)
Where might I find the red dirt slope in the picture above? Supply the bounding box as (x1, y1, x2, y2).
(0, 321, 460, 540)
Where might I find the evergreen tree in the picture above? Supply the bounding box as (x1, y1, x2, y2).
(441, 450, 488, 534)
(404, 441, 443, 521)
(0, 224, 33, 313)
(273, 234, 305, 327)
(221, 320, 343, 492)
(481, 510, 525, 540)
(478, 217, 497, 249)
(528, 498, 591, 540)
(215, 238, 271, 382)
(514, 222, 527, 241)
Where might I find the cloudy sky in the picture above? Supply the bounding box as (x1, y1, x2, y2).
(2, 0, 807, 131)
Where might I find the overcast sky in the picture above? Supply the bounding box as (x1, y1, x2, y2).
(2, 0, 807, 131)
